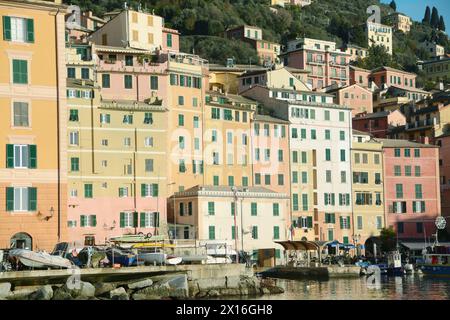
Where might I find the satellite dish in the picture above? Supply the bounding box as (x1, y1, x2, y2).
(435, 216, 446, 230)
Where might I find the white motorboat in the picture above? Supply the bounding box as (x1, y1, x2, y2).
(9, 249, 73, 269)
(137, 252, 182, 265)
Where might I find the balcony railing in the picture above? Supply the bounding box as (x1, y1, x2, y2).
(406, 118, 436, 130)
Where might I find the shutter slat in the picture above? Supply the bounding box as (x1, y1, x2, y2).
(6, 187, 14, 211)
(140, 212, 145, 228)
(3, 16, 11, 41)
(120, 212, 125, 228)
(26, 19, 34, 43)
(28, 145, 37, 168)
(28, 187, 37, 211)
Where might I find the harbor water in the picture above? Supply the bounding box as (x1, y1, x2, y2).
(246, 276, 450, 300)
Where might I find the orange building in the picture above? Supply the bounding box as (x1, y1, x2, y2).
(0, 0, 67, 250)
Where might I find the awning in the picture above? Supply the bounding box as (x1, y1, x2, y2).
(400, 242, 428, 251)
(274, 241, 321, 251)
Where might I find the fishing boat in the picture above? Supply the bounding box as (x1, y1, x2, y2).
(418, 245, 450, 277)
(8, 249, 73, 269)
(105, 247, 137, 267)
(386, 251, 404, 276)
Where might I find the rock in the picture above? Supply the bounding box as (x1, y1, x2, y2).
(128, 279, 153, 290)
(54, 281, 95, 299)
(219, 288, 240, 296)
(134, 275, 188, 299)
(195, 291, 208, 299)
(261, 287, 271, 295)
(29, 285, 53, 300)
(239, 288, 249, 296)
(132, 293, 161, 300)
(94, 282, 116, 297)
(110, 287, 129, 300)
(207, 290, 220, 297)
(78, 282, 95, 298)
(6, 287, 39, 300)
(52, 288, 72, 300)
(267, 286, 284, 294)
(0, 283, 11, 298)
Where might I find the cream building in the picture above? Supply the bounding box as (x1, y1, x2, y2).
(351, 130, 385, 249)
(383, 12, 412, 33)
(366, 21, 393, 55)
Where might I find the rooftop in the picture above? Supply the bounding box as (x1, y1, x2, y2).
(377, 138, 437, 148)
(174, 185, 289, 198)
(353, 111, 391, 120)
(371, 66, 416, 76)
(253, 114, 290, 124)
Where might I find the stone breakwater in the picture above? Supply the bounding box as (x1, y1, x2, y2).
(0, 265, 284, 300)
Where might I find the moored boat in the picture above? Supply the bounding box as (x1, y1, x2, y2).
(8, 249, 73, 269)
(105, 247, 137, 267)
(418, 245, 450, 277)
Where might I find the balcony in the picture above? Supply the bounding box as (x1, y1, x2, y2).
(98, 58, 168, 74)
(405, 118, 436, 130)
(307, 58, 326, 65)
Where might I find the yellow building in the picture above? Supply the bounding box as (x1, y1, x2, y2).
(203, 91, 256, 187)
(383, 12, 412, 33)
(365, 21, 393, 55)
(208, 63, 267, 94)
(0, 0, 67, 250)
(420, 56, 450, 83)
(351, 130, 385, 248)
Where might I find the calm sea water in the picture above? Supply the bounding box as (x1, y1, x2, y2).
(250, 275, 450, 300)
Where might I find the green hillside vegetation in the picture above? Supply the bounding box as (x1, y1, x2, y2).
(66, 0, 449, 81)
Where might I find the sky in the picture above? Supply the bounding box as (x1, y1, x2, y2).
(381, 0, 450, 31)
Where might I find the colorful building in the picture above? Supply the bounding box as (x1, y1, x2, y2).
(420, 41, 445, 58)
(167, 185, 290, 263)
(238, 67, 310, 94)
(242, 85, 353, 243)
(281, 38, 350, 90)
(382, 12, 412, 33)
(342, 44, 368, 63)
(380, 139, 441, 240)
(369, 66, 416, 90)
(352, 110, 406, 138)
(351, 131, 385, 248)
(225, 25, 281, 66)
(0, 0, 68, 250)
(325, 84, 373, 116)
(436, 133, 450, 226)
(420, 56, 450, 84)
(365, 21, 393, 55)
(349, 66, 371, 88)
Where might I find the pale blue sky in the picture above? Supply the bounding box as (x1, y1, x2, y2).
(381, 0, 449, 31)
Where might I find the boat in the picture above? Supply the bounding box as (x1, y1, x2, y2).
(105, 247, 137, 267)
(8, 249, 73, 269)
(178, 254, 212, 264)
(166, 256, 183, 265)
(418, 245, 450, 277)
(386, 251, 404, 276)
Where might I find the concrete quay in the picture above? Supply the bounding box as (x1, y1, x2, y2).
(259, 266, 362, 280)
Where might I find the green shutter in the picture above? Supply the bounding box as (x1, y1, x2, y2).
(154, 212, 160, 227)
(80, 215, 86, 227)
(307, 216, 313, 228)
(140, 212, 145, 227)
(6, 144, 14, 168)
(28, 145, 37, 168)
(340, 216, 344, 229)
(28, 187, 37, 211)
(6, 187, 14, 211)
(141, 184, 146, 197)
(332, 214, 336, 224)
(152, 184, 159, 197)
(26, 19, 34, 43)
(3, 16, 11, 41)
(347, 217, 351, 229)
(133, 211, 138, 227)
(91, 215, 97, 227)
(120, 212, 125, 228)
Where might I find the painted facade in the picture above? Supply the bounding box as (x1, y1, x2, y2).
(420, 56, 450, 83)
(436, 134, 450, 227)
(0, 0, 67, 251)
(343, 45, 368, 62)
(351, 131, 385, 247)
(282, 38, 350, 90)
(383, 13, 412, 33)
(326, 84, 373, 116)
(365, 21, 393, 55)
(380, 139, 441, 240)
(352, 110, 406, 139)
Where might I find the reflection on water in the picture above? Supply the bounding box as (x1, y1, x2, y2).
(251, 276, 450, 300)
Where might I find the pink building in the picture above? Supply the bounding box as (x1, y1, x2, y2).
(436, 133, 450, 230)
(326, 84, 373, 116)
(162, 27, 180, 52)
(350, 66, 371, 88)
(380, 139, 441, 240)
(369, 66, 416, 90)
(281, 38, 350, 90)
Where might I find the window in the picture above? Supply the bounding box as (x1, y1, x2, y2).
(81, 68, 89, 80)
(376, 216, 383, 229)
(3, 17, 34, 43)
(141, 184, 159, 197)
(242, 176, 248, 187)
(178, 114, 184, 126)
(396, 184, 403, 198)
(325, 149, 331, 161)
(69, 109, 79, 122)
(167, 33, 173, 47)
(123, 114, 133, 124)
(208, 202, 215, 215)
(404, 148, 411, 157)
(340, 216, 351, 230)
(415, 184, 423, 199)
(125, 55, 133, 66)
(273, 226, 280, 240)
(414, 149, 420, 157)
(99, 113, 111, 125)
(415, 166, 421, 177)
(254, 173, 261, 185)
(375, 173, 381, 184)
(273, 203, 279, 216)
(213, 176, 219, 186)
(13, 102, 29, 127)
(12, 60, 28, 84)
(70, 157, 79, 172)
(302, 194, 308, 211)
(67, 68, 75, 79)
(324, 110, 330, 121)
(339, 112, 345, 122)
(325, 213, 336, 224)
(292, 151, 298, 163)
(118, 187, 129, 198)
(178, 96, 184, 106)
(6, 144, 36, 169)
(252, 226, 258, 240)
(340, 150, 346, 162)
(311, 129, 317, 140)
(301, 152, 307, 163)
(292, 171, 298, 183)
(124, 75, 133, 89)
(326, 170, 332, 183)
(394, 149, 401, 157)
(145, 159, 154, 172)
(251, 203, 257, 216)
(179, 159, 186, 173)
(120, 212, 137, 228)
(405, 166, 412, 177)
(397, 222, 404, 234)
(357, 216, 363, 230)
(324, 193, 336, 206)
(84, 184, 93, 198)
(228, 176, 234, 187)
(394, 165, 401, 176)
(150, 76, 158, 90)
(339, 131, 345, 141)
(5, 187, 37, 212)
(325, 130, 331, 140)
(140, 212, 160, 228)
(341, 171, 346, 183)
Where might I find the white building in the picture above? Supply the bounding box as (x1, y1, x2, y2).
(365, 21, 393, 55)
(421, 41, 445, 58)
(242, 85, 354, 243)
(169, 186, 290, 264)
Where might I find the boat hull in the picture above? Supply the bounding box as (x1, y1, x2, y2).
(9, 249, 73, 269)
(420, 265, 450, 277)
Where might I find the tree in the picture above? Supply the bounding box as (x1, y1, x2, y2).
(439, 16, 446, 32)
(389, 0, 397, 12)
(356, 45, 399, 70)
(379, 227, 397, 253)
(431, 7, 440, 29)
(422, 6, 431, 25)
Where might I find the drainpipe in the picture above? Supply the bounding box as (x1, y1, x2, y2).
(54, 8, 62, 242)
